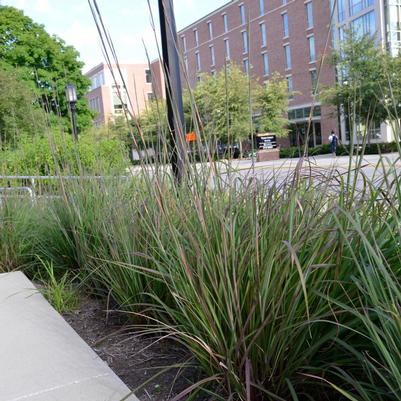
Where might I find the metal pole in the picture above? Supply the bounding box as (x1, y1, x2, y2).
(158, 0, 186, 183)
(70, 102, 78, 141)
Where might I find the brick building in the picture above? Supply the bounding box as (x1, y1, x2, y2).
(178, 0, 338, 147)
(85, 62, 163, 126)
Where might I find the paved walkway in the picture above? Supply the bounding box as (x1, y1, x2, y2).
(0, 272, 137, 401)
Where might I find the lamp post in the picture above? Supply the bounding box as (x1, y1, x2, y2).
(158, 0, 186, 183)
(65, 83, 78, 141)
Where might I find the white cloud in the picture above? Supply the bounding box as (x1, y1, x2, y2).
(14, 0, 27, 9)
(58, 21, 101, 68)
(34, 0, 52, 13)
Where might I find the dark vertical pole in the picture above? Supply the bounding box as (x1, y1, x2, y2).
(70, 102, 78, 141)
(158, 0, 186, 183)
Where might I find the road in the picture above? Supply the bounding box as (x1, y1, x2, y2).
(214, 153, 401, 189)
(127, 152, 401, 190)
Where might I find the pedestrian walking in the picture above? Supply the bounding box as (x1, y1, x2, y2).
(328, 130, 338, 155)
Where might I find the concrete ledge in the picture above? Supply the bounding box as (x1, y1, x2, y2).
(0, 272, 138, 401)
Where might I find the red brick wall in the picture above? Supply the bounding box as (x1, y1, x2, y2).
(177, 0, 338, 144)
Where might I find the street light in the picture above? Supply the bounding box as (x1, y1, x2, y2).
(65, 83, 78, 141)
(158, 0, 186, 183)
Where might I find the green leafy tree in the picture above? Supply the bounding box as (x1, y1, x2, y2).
(135, 65, 290, 153)
(138, 99, 168, 147)
(254, 72, 289, 136)
(0, 68, 45, 149)
(193, 64, 252, 144)
(0, 6, 93, 132)
(321, 31, 401, 130)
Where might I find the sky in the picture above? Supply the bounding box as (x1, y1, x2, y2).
(1, 0, 228, 71)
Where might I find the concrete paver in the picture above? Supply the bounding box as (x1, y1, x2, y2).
(0, 272, 137, 401)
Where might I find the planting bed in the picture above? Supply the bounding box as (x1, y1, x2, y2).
(63, 297, 205, 401)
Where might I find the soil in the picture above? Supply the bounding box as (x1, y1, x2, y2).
(63, 297, 205, 401)
(63, 298, 344, 401)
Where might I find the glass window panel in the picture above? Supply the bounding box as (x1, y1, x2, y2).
(284, 44, 292, 69)
(282, 13, 289, 37)
(260, 23, 267, 47)
(306, 2, 314, 29)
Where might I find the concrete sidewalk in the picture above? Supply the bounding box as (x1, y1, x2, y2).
(0, 272, 137, 401)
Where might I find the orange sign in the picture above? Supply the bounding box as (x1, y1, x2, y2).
(186, 132, 197, 142)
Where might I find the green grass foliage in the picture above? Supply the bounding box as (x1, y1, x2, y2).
(0, 130, 129, 175)
(1, 156, 401, 400)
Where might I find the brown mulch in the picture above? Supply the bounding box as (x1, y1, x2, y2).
(63, 297, 206, 401)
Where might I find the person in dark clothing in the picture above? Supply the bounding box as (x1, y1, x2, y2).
(329, 130, 338, 155)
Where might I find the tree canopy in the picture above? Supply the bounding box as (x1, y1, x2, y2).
(137, 64, 289, 148)
(0, 6, 93, 132)
(254, 72, 289, 137)
(322, 31, 401, 130)
(192, 65, 252, 144)
(0, 68, 45, 149)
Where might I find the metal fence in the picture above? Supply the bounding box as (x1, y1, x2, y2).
(0, 175, 131, 204)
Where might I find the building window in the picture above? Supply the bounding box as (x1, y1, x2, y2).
(243, 58, 249, 73)
(223, 14, 229, 33)
(207, 21, 213, 40)
(181, 35, 187, 52)
(306, 2, 314, 29)
(240, 4, 246, 25)
(259, 0, 265, 15)
(194, 29, 199, 47)
(308, 36, 316, 62)
(387, 2, 401, 56)
(284, 44, 292, 69)
(351, 10, 376, 37)
(147, 93, 155, 101)
(90, 72, 105, 90)
(195, 51, 201, 72)
(242, 30, 249, 53)
(112, 85, 127, 114)
(288, 106, 321, 120)
(283, 0, 288, 4)
(184, 56, 189, 73)
(197, 75, 202, 82)
(210, 45, 216, 66)
(262, 53, 270, 75)
(145, 69, 152, 83)
(338, 0, 346, 22)
(310, 69, 318, 92)
(282, 12, 289, 37)
(338, 26, 345, 43)
(349, 0, 374, 16)
(260, 22, 267, 47)
(224, 38, 231, 59)
(286, 75, 294, 98)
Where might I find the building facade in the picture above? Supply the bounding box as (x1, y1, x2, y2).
(85, 62, 162, 126)
(331, 0, 401, 143)
(178, 0, 401, 146)
(178, 0, 338, 147)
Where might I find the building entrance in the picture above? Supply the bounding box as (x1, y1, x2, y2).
(289, 121, 322, 148)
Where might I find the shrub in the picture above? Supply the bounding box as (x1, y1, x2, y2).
(280, 142, 400, 158)
(0, 130, 129, 175)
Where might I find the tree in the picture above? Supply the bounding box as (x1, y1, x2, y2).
(192, 64, 252, 144)
(321, 30, 401, 133)
(0, 6, 93, 132)
(0, 68, 45, 149)
(135, 64, 290, 154)
(254, 72, 289, 136)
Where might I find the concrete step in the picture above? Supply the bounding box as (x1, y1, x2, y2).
(0, 272, 138, 401)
